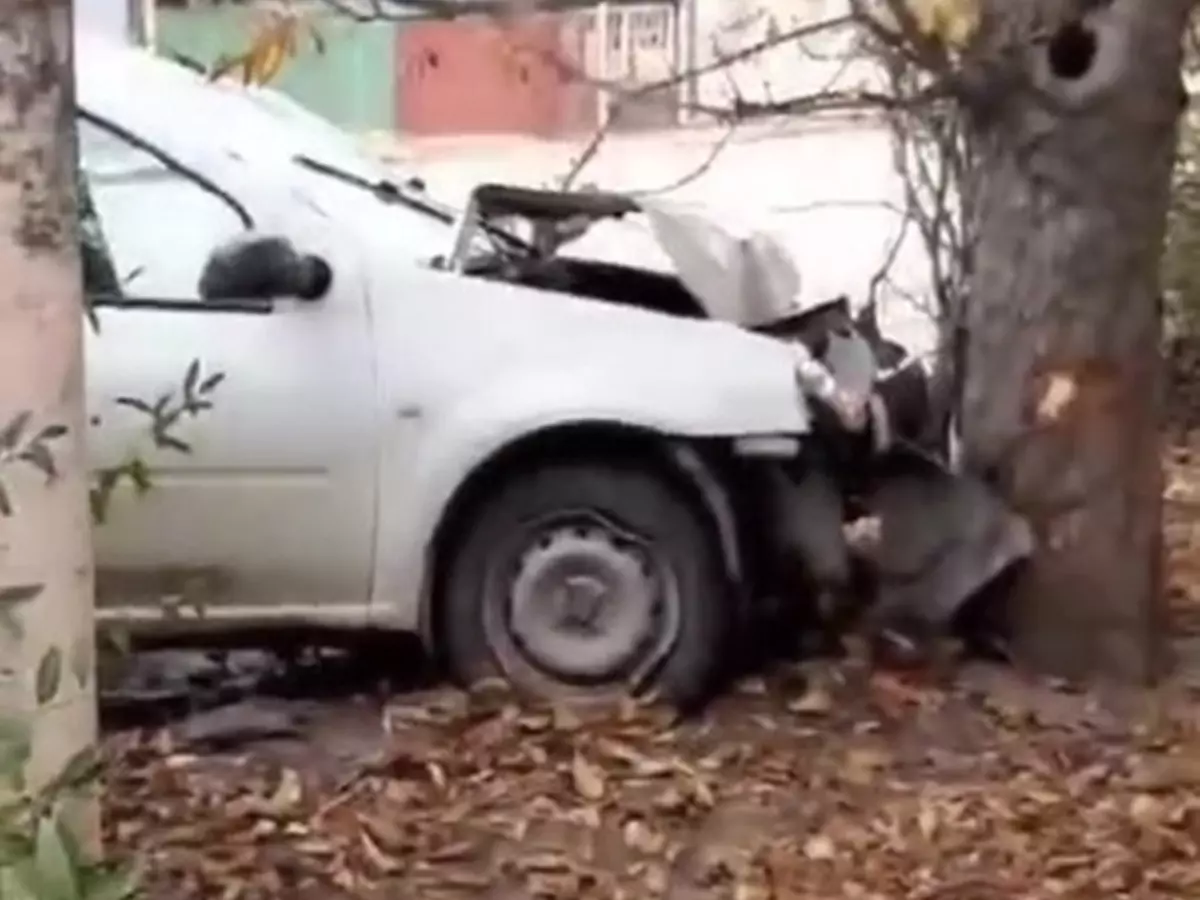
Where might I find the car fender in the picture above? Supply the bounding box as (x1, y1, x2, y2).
(369, 363, 810, 632)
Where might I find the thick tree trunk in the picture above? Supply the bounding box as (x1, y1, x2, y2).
(959, 0, 1192, 680)
(0, 0, 96, 801)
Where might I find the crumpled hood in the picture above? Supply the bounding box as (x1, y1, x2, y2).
(558, 197, 806, 328)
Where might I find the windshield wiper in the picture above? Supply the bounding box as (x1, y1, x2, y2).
(293, 154, 454, 223)
(293, 154, 529, 254)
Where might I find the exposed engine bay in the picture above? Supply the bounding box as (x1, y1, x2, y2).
(440, 184, 712, 322)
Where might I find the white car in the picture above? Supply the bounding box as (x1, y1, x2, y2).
(77, 34, 821, 707)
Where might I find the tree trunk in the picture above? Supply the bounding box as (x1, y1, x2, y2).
(959, 0, 1191, 681)
(0, 0, 97, 808)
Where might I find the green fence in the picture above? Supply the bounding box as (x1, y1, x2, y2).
(156, 7, 397, 133)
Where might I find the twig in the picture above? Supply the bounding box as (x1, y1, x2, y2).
(624, 120, 739, 197)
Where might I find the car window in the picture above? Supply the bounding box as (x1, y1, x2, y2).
(79, 116, 248, 302)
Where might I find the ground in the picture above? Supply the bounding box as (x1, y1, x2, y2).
(100, 383, 1200, 900)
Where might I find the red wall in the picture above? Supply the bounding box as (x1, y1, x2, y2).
(396, 15, 598, 137)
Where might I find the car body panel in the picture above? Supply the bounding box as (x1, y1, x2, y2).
(75, 33, 810, 635)
(366, 262, 807, 626)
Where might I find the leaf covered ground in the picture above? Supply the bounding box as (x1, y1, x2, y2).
(102, 656, 1200, 900)
(99, 428, 1200, 900)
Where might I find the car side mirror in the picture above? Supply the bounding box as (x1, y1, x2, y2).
(198, 234, 333, 302)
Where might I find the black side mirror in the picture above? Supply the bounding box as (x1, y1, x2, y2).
(199, 234, 333, 302)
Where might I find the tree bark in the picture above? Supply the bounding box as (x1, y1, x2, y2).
(959, 0, 1192, 681)
(0, 0, 96, 810)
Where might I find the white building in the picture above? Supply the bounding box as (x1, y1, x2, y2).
(74, 0, 131, 42)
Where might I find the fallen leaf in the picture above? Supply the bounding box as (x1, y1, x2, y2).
(622, 818, 667, 855)
(359, 830, 402, 875)
(427, 840, 477, 862)
(842, 747, 891, 786)
(552, 705, 582, 732)
(267, 767, 303, 813)
(788, 685, 833, 715)
(642, 861, 669, 895)
(571, 752, 606, 800)
(804, 834, 836, 860)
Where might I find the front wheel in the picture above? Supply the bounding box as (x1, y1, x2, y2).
(439, 463, 729, 709)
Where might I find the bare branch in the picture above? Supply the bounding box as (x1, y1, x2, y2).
(538, 13, 858, 186)
(625, 121, 740, 197)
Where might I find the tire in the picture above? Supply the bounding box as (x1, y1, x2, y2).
(440, 462, 729, 709)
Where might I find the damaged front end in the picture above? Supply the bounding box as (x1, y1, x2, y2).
(443, 182, 1034, 650)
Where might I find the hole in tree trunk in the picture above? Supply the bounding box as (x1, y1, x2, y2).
(1047, 21, 1098, 80)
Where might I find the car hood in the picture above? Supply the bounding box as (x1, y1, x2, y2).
(395, 267, 813, 437)
(548, 198, 807, 329)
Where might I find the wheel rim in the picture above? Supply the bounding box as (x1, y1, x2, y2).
(482, 510, 682, 690)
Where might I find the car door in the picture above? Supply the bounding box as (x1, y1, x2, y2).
(79, 113, 378, 628)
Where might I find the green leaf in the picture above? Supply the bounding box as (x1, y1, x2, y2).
(0, 823, 34, 862)
(0, 413, 32, 452)
(0, 718, 31, 751)
(125, 459, 151, 496)
(36, 425, 67, 443)
(0, 585, 42, 608)
(89, 469, 121, 526)
(33, 814, 80, 900)
(18, 444, 57, 482)
(150, 394, 170, 420)
(85, 304, 101, 335)
(80, 865, 137, 900)
(112, 398, 151, 415)
(87, 489, 108, 527)
(182, 359, 201, 402)
(198, 372, 225, 394)
(0, 719, 32, 787)
(153, 434, 191, 455)
(0, 609, 25, 642)
(35, 648, 63, 707)
(69, 637, 91, 691)
(0, 860, 47, 900)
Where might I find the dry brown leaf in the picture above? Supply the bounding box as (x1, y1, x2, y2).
(266, 767, 303, 813)
(426, 840, 477, 862)
(527, 871, 582, 899)
(622, 818, 667, 855)
(514, 851, 573, 874)
(597, 738, 674, 777)
(653, 786, 689, 814)
(436, 871, 494, 890)
(788, 685, 834, 716)
(804, 834, 836, 860)
(842, 747, 891, 786)
(552, 705, 583, 732)
(567, 805, 603, 829)
(572, 752, 606, 800)
(427, 761, 449, 790)
(641, 861, 670, 895)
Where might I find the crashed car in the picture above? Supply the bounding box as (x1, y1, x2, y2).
(78, 34, 1030, 708)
